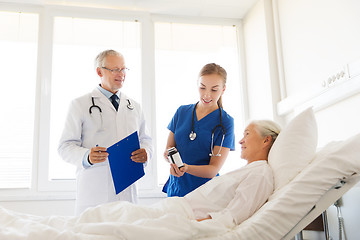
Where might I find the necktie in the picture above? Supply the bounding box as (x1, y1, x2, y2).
(110, 94, 119, 111)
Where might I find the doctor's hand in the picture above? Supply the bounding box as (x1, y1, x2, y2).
(89, 146, 108, 164)
(131, 148, 147, 163)
(170, 163, 188, 177)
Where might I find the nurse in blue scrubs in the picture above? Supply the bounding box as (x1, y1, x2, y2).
(163, 63, 235, 197)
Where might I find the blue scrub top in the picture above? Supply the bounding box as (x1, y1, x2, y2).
(163, 103, 235, 197)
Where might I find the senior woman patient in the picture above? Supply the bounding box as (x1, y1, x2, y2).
(185, 119, 281, 226)
(0, 120, 281, 239)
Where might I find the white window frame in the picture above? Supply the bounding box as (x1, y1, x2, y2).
(0, 3, 246, 201)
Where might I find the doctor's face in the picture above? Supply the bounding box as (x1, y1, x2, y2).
(97, 55, 126, 94)
(198, 74, 225, 109)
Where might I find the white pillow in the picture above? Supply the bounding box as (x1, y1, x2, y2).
(268, 108, 318, 191)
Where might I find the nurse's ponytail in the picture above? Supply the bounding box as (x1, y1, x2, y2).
(198, 63, 227, 109)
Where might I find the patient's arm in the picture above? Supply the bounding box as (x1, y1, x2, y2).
(208, 170, 273, 227)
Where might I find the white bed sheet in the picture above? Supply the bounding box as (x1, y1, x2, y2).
(0, 197, 234, 240)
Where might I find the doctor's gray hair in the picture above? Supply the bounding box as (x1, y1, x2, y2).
(95, 50, 123, 69)
(251, 120, 282, 147)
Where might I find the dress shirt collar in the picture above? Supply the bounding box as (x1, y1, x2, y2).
(97, 84, 121, 100)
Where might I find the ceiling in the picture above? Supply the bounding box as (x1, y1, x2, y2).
(7, 0, 259, 19)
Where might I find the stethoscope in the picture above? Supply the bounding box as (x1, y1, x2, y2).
(89, 96, 134, 130)
(189, 102, 226, 157)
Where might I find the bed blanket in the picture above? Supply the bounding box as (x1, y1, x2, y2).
(0, 197, 232, 240)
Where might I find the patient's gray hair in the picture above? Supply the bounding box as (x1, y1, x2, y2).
(251, 120, 281, 147)
(94, 49, 123, 69)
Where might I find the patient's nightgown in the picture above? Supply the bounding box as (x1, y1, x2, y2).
(184, 160, 273, 228)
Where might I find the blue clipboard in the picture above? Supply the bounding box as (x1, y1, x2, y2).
(107, 131, 145, 194)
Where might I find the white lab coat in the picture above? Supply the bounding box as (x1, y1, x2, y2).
(58, 87, 153, 215)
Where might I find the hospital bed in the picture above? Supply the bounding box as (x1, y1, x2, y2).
(287, 173, 360, 240)
(1, 108, 359, 240)
(199, 108, 360, 240)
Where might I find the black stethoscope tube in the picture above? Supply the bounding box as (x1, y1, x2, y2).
(189, 102, 226, 157)
(89, 97, 102, 114)
(89, 97, 134, 114)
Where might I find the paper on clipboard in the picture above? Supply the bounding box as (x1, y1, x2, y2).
(107, 131, 145, 194)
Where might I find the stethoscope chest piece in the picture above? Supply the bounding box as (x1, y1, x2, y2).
(127, 99, 134, 110)
(189, 131, 197, 141)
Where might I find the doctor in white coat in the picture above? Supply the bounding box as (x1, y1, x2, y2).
(58, 49, 153, 215)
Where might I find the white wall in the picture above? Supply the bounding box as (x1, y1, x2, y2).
(277, 0, 360, 98)
(276, 0, 360, 143)
(274, 0, 360, 144)
(243, 0, 360, 239)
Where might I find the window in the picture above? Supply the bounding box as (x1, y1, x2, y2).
(154, 22, 244, 185)
(48, 16, 142, 180)
(0, 11, 38, 188)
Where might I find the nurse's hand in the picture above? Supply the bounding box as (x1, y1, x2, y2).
(163, 149, 170, 162)
(163, 147, 177, 162)
(89, 146, 108, 164)
(170, 163, 187, 177)
(131, 148, 147, 163)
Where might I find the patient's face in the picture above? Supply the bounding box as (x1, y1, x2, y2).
(240, 124, 266, 162)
